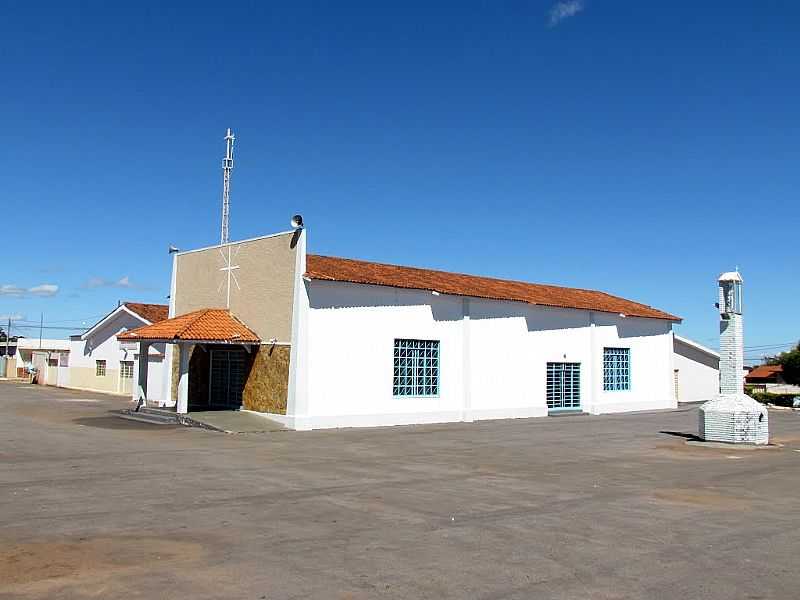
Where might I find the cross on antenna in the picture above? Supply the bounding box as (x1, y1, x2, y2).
(220, 128, 235, 245)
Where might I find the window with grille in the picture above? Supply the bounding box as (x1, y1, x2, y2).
(393, 339, 440, 397)
(546, 362, 581, 410)
(603, 347, 630, 391)
(95, 360, 106, 377)
(120, 361, 134, 379)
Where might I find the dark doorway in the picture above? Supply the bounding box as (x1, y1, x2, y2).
(208, 348, 247, 410)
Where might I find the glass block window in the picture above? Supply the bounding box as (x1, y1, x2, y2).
(95, 360, 106, 377)
(603, 347, 630, 391)
(546, 362, 581, 410)
(393, 339, 440, 397)
(120, 361, 134, 379)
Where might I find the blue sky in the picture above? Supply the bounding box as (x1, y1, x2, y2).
(1, 1, 798, 360)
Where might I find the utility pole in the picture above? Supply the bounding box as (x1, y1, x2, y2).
(39, 313, 43, 349)
(220, 128, 235, 245)
(5, 317, 9, 359)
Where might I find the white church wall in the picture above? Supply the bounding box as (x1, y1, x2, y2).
(469, 302, 674, 416)
(302, 280, 676, 429)
(305, 283, 466, 428)
(673, 337, 720, 402)
(589, 313, 675, 414)
(468, 300, 588, 418)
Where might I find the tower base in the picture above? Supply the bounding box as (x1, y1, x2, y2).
(699, 394, 769, 445)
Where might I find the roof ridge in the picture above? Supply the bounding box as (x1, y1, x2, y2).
(308, 254, 642, 299)
(177, 308, 210, 339)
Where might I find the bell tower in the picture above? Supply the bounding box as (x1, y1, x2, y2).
(718, 271, 744, 395)
(699, 269, 769, 445)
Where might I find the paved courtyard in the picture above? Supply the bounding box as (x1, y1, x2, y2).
(1, 381, 799, 599)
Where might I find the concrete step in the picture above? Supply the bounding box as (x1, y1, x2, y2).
(138, 406, 177, 418)
(117, 410, 178, 426)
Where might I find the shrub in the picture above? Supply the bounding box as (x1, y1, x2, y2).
(750, 392, 800, 408)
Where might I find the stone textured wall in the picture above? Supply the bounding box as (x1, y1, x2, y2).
(242, 344, 290, 414)
(170, 347, 180, 403)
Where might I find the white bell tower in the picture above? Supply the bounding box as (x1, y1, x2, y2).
(699, 270, 769, 444)
(718, 271, 744, 395)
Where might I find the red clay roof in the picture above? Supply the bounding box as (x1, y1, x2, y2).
(124, 302, 169, 324)
(305, 255, 681, 321)
(745, 365, 783, 380)
(117, 309, 260, 343)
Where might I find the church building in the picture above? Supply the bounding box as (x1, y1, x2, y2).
(119, 225, 682, 430)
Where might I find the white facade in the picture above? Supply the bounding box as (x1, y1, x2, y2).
(65, 306, 168, 401)
(18, 339, 71, 385)
(673, 335, 720, 402)
(281, 279, 677, 430)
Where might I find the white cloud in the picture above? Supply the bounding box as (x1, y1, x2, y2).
(0, 284, 58, 298)
(28, 284, 59, 297)
(0, 285, 26, 297)
(549, 0, 584, 27)
(84, 275, 143, 290)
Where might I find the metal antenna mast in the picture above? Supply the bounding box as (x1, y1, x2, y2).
(220, 128, 235, 245)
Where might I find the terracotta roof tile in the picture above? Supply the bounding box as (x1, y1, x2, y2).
(117, 309, 260, 343)
(305, 255, 680, 321)
(124, 302, 169, 324)
(745, 365, 782, 380)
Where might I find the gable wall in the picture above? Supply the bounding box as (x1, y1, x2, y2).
(173, 232, 298, 342)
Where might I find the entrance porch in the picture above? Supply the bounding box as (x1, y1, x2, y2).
(117, 308, 261, 414)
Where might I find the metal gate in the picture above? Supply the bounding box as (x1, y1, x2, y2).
(209, 349, 246, 409)
(546, 362, 581, 411)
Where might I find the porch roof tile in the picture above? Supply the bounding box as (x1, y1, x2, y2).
(117, 309, 260, 344)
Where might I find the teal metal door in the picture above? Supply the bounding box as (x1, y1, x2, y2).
(546, 362, 581, 411)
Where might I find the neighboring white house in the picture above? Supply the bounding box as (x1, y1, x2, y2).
(123, 228, 690, 430)
(6, 338, 71, 384)
(66, 302, 169, 400)
(672, 335, 720, 402)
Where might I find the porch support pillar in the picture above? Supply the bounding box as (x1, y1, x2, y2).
(136, 341, 150, 405)
(177, 342, 190, 414)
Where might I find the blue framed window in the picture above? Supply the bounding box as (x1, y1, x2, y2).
(603, 347, 630, 391)
(393, 339, 439, 397)
(546, 362, 581, 410)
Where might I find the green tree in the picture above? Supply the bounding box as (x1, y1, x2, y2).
(767, 341, 800, 385)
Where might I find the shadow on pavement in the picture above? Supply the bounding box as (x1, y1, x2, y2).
(660, 430, 703, 442)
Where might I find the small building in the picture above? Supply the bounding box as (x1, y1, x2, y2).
(66, 302, 169, 399)
(672, 335, 720, 402)
(745, 364, 784, 385)
(121, 227, 686, 430)
(5, 338, 71, 382)
(745, 364, 799, 394)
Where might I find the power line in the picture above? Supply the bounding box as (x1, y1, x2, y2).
(10, 324, 84, 331)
